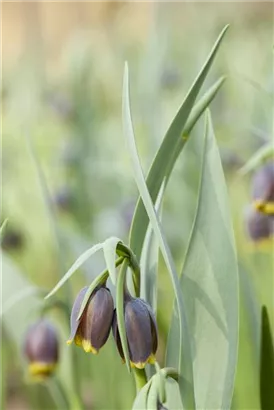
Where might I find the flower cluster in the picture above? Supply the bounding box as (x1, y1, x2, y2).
(67, 283, 158, 369)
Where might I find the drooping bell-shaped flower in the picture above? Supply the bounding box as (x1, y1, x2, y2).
(112, 296, 158, 369)
(252, 162, 274, 215)
(67, 285, 114, 354)
(23, 319, 59, 379)
(245, 206, 274, 243)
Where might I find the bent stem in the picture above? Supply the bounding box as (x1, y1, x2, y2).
(117, 242, 141, 296)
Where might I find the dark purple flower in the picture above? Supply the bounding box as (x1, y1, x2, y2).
(112, 296, 158, 369)
(67, 285, 114, 354)
(24, 319, 59, 378)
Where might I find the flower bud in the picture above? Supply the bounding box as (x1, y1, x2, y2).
(112, 296, 158, 369)
(23, 319, 59, 379)
(245, 206, 274, 242)
(252, 162, 274, 214)
(67, 285, 114, 354)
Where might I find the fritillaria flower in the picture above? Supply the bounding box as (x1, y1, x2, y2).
(67, 285, 114, 354)
(245, 206, 274, 243)
(24, 319, 59, 379)
(252, 162, 274, 215)
(112, 296, 158, 369)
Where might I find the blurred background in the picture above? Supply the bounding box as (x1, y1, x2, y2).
(2, 2, 273, 409)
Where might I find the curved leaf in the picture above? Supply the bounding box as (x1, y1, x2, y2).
(123, 63, 195, 409)
(103, 236, 122, 285)
(129, 25, 229, 260)
(168, 111, 238, 409)
(45, 242, 104, 299)
(132, 379, 152, 410)
(164, 378, 184, 410)
(140, 181, 165, 311)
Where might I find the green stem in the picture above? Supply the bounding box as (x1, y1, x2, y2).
(161, 367, 179, 381)
(133, 368, 148, 392)
(116, 242, 141, 296)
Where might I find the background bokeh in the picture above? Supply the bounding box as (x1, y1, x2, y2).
(2, 2, 273, 409)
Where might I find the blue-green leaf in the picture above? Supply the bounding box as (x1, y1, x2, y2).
(103, 236, 122, 285)
(45, 242, 104, 299)
(140, 181, 165, 312)
(168, 111, 238, 409)
(164, 378, 184, 410)
(129, 25, 229, 261)
(123, 62, 195, 409)
(116, 259, 131, 372)
(132, 379, 152, 410)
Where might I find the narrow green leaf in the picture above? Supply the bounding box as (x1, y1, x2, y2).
(260, 305, 274, 410)
(116, 259, 131, 372)
(123, 63, 195, 409)
(45, 243, 104, 299)
(140, 181, 165, 311)
(168, 111, 238, 409)
(129, 25, 229, 260)
(174, 76, 226, 159)
(146, 378, 158, 410)
(103, 236, 122, 285)
(164, 378, 184, 410)
(239, 141, 274, 175)
(132, 379, 152, 410)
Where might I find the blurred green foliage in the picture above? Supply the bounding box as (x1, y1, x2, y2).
(2, 2, 273, 409)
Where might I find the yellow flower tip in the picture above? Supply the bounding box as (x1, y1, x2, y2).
(253, 200, 265, 212)
(82, 339, 98, 354)
(253, 200, 274, 215)
(66, 339, 72, 346)
(264, 202, 274, 215)
(130, 361, 146, 369)
(74, 334, 83, 347)
(29, 362, 56, 378)
(148, 354, 156, 365)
